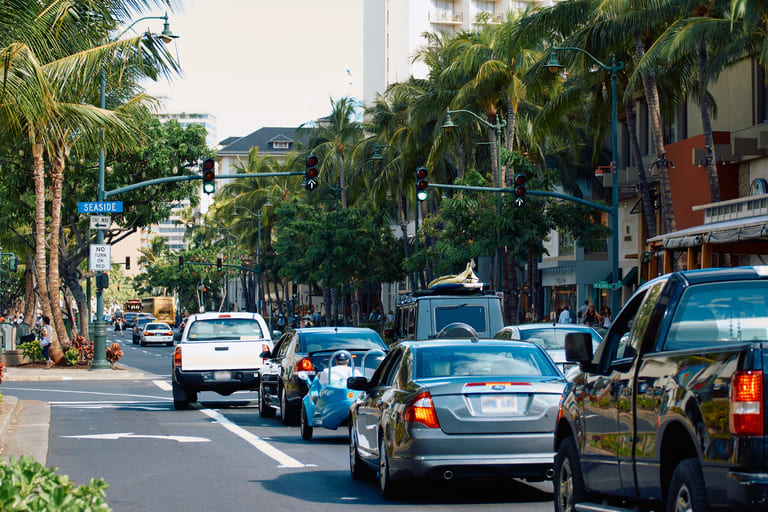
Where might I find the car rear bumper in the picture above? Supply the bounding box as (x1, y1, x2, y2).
(390, 430, 555, 481)
(173, 368, 261, 393)
(727, 471, 768, 511)
(142, 336, 173, 344)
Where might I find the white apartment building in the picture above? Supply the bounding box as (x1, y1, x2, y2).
(363, 0, 557, 107)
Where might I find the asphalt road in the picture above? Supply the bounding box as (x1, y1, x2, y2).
(2, 328, 555, 511)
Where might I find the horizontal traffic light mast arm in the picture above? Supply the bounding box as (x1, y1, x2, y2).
(105, 171, 305, 198)
(180, 260, 259, 274)
(427, 183, 613, 214)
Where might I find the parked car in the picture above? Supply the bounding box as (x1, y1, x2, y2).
(348, 339, 566, 498)
(299, 348, 387, 440)
(132, 316, 156, 344)
(554, 266, 768, 512)
(495, 323, 602, 373)
(259, 327, 388, 425)
(171, 312, 272, 410)
(139, 322, 174, 347)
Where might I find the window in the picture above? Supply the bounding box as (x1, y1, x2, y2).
(272, 141, 289, 149)
(298, 331, 386, 353)
(434, 304, 486, 334)
(186, 318, 264, 341)
(665, 281, 768, 350)
(415, 344, 558, 379)
(369, 348, 403, 387)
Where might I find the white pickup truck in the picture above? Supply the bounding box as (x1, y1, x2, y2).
(171, 312, 273, 410)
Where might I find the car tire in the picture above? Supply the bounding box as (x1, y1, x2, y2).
(666, 458, 708, 512)
(554, 437, 587, 512)
(140, 340, 146, 347)
(300, 403, 313, 440)
(349, 421, 372, 480)
(259, 383, 276, 418)
(378, 433, 401, 499)
(172, 382, 197, 410)
(280, 387, 297, 425)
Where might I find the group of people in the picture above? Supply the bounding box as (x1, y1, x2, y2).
(557, 301, 612, 329)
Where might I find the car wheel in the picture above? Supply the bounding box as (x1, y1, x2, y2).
(259, 383, 276, 418)
(554, 437, 586, 512)
(280, 387, 297, 425)
(140, 340, 146, 346)
(300, 402, 313, 440)
(666, 458, 708, 512)
(172, 382, 196, 410)
(349, 421, 372, 480)
(378, 433, 400, 499)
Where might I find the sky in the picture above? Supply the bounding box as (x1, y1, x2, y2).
(141, 0, 364, 142)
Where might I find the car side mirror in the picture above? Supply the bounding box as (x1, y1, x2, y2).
(347, 376, 369, 391)
(259, 350, 272, 359)
(565, 332, 593, 363)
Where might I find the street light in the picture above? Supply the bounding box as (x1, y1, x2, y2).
(234, 202, 271, 315)
(441, 109, 506, 291)
(92, 13, 178, 369)
(547, 46, 624, 314)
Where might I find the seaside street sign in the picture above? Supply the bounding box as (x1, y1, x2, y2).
(78, 201, 123, 214)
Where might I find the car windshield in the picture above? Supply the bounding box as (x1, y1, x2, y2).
(186, 318, 264, 341)
(518, 327, 600, 351)
(146, 323, 169, 330)
(415, 344, 559, 379)
(665, 280, 768, 349)
(298, 331, 386, 353)
(434, 304, 487, 334)
(136, 318, 154, 327)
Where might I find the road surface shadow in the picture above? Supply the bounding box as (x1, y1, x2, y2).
(256, 469, 553, 506)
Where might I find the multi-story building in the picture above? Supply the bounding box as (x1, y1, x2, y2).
(216, 127, 305, 184)
(158, 112, 218, 147)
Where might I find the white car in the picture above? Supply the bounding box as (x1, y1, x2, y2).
(140, 322, 174, 347)
(171, 312, 273, 410)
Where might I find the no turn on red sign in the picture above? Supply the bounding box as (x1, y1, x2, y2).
(89, 244, 111, 272)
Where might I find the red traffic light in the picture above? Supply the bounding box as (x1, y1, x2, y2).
(306, 167, 319, 179)
(417, 180, 429, 191)
(306, 155, 319, 167)
(202, 158, 215, 171)
(514, 174, 526, 186)
(417, 168, 428, 180)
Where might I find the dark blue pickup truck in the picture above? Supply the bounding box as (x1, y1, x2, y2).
(555, 266, 768, 512)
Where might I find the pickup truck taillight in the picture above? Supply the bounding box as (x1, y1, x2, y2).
(403, 391, 440, 428)
(173, 346, 182, 368)
(295, 357, 314, 372)
(729, 370, 763, 436)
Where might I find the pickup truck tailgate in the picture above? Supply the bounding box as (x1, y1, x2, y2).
(181, 341, 271, 371)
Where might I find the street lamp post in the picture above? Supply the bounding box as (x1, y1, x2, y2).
(441, 109, 506, 291)
(234, 203, 271, 315)
(546, 47, 624, 314)
(92, 14, 178, 369)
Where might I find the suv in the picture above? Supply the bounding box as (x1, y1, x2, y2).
(391, 289, 504, 343)
(554, 266, 768, 512)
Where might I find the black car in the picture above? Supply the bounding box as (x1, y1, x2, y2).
(259, 327, 388, 425)
(132, 316, 155, 344)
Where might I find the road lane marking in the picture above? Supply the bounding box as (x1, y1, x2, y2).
(2, 387, 171, 401)
(153, 380, 172, 391)
(198, 408, 309, 468)
(61, 432, 210, 443)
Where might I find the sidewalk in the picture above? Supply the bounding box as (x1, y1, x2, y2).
(2, 363, 154, 381)
(0, 399, 49, 465)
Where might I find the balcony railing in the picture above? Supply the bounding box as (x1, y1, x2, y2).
(472, 10, 503, 23)
(694, 193, 768, 224)
(429, 10, 464, 24)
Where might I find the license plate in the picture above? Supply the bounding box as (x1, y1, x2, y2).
(480, 395, 518, 414)
(213, 371, 231, 381)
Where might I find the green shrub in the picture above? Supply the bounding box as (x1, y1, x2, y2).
(19, 341, 44, 363)
(0, 456, 111, 511)
(65, 347, 79, 366)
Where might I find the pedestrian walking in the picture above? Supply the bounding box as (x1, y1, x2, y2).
(577, 300, 589, 324)
(558, 305, 572, 324)
(583, 304, 599, 327)
(601, 306, 613, 329)
(41, 315, 53, 369)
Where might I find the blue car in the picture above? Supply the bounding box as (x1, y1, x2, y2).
(300, 348, 387, 440)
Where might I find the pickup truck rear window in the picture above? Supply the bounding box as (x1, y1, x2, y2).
(434, 305, 487, 334)
(665, 281, 768, 349)
(186, 318, 264, 341)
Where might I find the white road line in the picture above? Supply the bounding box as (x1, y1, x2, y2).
(153, 380, 172, 391)
(2, 387, 171, 401)
(199, 408, 308, 469)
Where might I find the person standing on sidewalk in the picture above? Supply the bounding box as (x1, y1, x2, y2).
(41, 316, 53, 369)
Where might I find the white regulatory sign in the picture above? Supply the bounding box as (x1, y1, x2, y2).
(90, 215, 111, 230)
(89, 244, 111, 272)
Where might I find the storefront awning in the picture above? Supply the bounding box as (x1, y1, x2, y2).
(647, 214, 768, 249)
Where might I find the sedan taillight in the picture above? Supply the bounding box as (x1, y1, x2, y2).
(295, 357, 314, 372)
(173, 346, 182, 368)
(403, 391, 440, 428)
(730, 370, 763, 436)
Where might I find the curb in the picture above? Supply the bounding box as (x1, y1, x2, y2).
(1, 363, 156, 382)
(0, 396, 20, 445)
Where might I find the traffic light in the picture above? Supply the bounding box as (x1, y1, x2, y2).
(513, 173, 527, 207)
(416, 167, 429, 201)
(305, 155, 319, 191)
(202, 158, 215, 194)
(216, 257, 223, 270)
(178, 255, 184, 269)
(125, 256, 130, 270)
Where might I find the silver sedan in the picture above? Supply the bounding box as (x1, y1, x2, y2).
(348, 339, 566, 499)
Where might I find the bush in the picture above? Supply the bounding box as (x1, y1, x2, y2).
(70, 335, 93, 364)
(0, 456, 110, 511)
(0, 361, 4, 383)
(64, 347, 79, 366)
(105, 344, 123, 365)
(19, 341, 44, 363)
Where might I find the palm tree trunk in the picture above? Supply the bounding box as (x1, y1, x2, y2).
(698, 36, 721, 203)
(22, 250, 36, 327)
(32, 139, 54, 330)
(489, 129, 500, 188)
(506, 101, 517, 187)
(65, 272, 89, 340)
(48, 147, 68, 360)
(399, 191, 410, 258)
(624, 95, 657, 239)
(635, 35, 676, 234)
